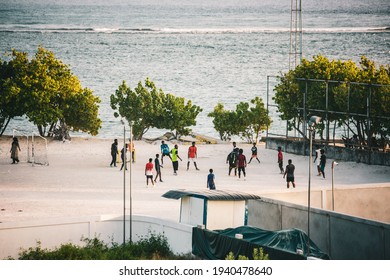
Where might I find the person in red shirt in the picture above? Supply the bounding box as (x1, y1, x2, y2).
(277, 146, 284, 174)
(187, 141, 200, 171)
(145, 158, 154, 186)
(237, 148, 247, 179)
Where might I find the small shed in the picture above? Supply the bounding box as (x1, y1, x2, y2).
(162, 189, 261, 230)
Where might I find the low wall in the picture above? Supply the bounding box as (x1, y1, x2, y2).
(0, 215, 193, 259)
(261, 186, 390, 224)
(247, 197, 390, 260)
(265, 137, 390, 166)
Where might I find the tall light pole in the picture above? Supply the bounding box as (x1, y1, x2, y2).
(331, 161, 338, 211)
(307, 115, 321, 256)
(129, 122, 133, 244)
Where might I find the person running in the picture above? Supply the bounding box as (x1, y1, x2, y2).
(277, 146, 284, 174)
(248, 142, 260, 164)
(145, 158, 154, 186)
(160, 140, 171, 165)
(207, 169, 216, 190)
(170, 144, 182, 175)
(283, 159, 296, 188)
(154, 154, 163, 183)
(10, 137, 21, 164)
(187, 141, 200, 170)
(319, 149, 326, 178)
(237, 148, 247, 179)
(226, 150, 238, 176)
(110, 139, 118, 167)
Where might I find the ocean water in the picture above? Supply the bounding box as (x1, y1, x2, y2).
(0, 0, 389, 139)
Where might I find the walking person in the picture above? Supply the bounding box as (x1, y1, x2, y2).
(110, 139, 118, 167)
(283, 159, 296, 188)
(120, 144, 128, 171)
(154, 154, 163, 183)
(10, 137, 21, 164)
(277, 146, 284, 174)
(187, 141, 200, 170)
(319, 149, 326, 178)
(248, 142, 260, 164)
(237, 148, 247, 179)
(145, 158, 154, 186)
(226, 150, 237, 176)
(207, 169, 216, 190)
(160, 140, 171, 165)
(170, 144, 182, 175)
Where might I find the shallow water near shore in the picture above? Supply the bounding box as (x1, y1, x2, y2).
(1, 0, 389, 139)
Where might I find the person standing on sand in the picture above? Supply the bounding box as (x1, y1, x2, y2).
(226, 150, 238, 176)
(237, 148, 247, 179)
(10, 137, 21, 164)
(283, 159, 296, 188)
(314, 146, 322, 176)
(170, 144, 182, 175)
(145, 158, 154, 186)
(154, 154, 163, 183)
(187, 141, 200, 170)
(319, 149, 326, 178)
(277, 146, 284, 174)
(110, 139, 118, 167)
(160, 140, 171, 165)
(207, 169, 216, 190)
(120, 144, 128, 171)
(248, 142, 260, 164)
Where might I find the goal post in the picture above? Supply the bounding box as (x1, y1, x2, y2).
(31, 132, 49, 166)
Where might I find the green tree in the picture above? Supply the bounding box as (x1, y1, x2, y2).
(273, 55, 390, 145)
(110, 78, 202, 140)
(0, 47, 102, 137)
(0, 50, 30, 135)
(208, 97, 271, 143)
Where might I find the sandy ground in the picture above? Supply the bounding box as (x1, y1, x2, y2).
(0, 136, 389, 224)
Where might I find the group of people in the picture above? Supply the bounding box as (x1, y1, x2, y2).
(109, 138, 327, 190)
(278, 145, 327, 189)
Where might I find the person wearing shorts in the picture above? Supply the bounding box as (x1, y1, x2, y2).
(187, 141, 200, 170)
(145, 158, 154, 186)
(283, 159, 296, 188)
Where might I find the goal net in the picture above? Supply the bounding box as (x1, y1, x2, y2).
(30, 132, 49, 166)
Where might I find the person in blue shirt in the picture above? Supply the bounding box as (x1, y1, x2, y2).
(160, 140, 171, 165)
(207, 169, 216, 190)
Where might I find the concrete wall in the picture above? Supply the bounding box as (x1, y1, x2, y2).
(247, 198, 390, 260)
(266, 137, 390, 166)
(0, 215, 193, 260)
(260, 186, 390, 224)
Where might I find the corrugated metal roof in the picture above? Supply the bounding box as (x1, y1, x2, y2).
(162, 189, 262, 201)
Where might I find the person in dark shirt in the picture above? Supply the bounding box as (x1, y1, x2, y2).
(110, 139, 118, 167)
(248, 142, 260, 164)
(283, 159, 296, 188)
(319, 149, 326, 178)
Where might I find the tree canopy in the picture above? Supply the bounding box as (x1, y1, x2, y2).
(273, 55, 390, 147)
(110, 78, 202, 140)
(0, 47, 102, 137)
(208, 97, 271, 143)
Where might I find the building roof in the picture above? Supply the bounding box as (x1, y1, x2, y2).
(162, 189, 262, 201)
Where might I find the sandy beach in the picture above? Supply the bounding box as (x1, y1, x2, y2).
(0, 136, 389, 224)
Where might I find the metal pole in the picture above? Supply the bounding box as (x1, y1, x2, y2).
(332, 162, 335, 211)
(129, 123, 133, 244)
(308, 127, 312, 256)
(123, 126, 126, 247)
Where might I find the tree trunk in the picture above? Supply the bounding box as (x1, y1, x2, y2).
(0, 117, 11, 136)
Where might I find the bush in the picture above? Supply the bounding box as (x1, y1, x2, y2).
(15, 233, 179, 260)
